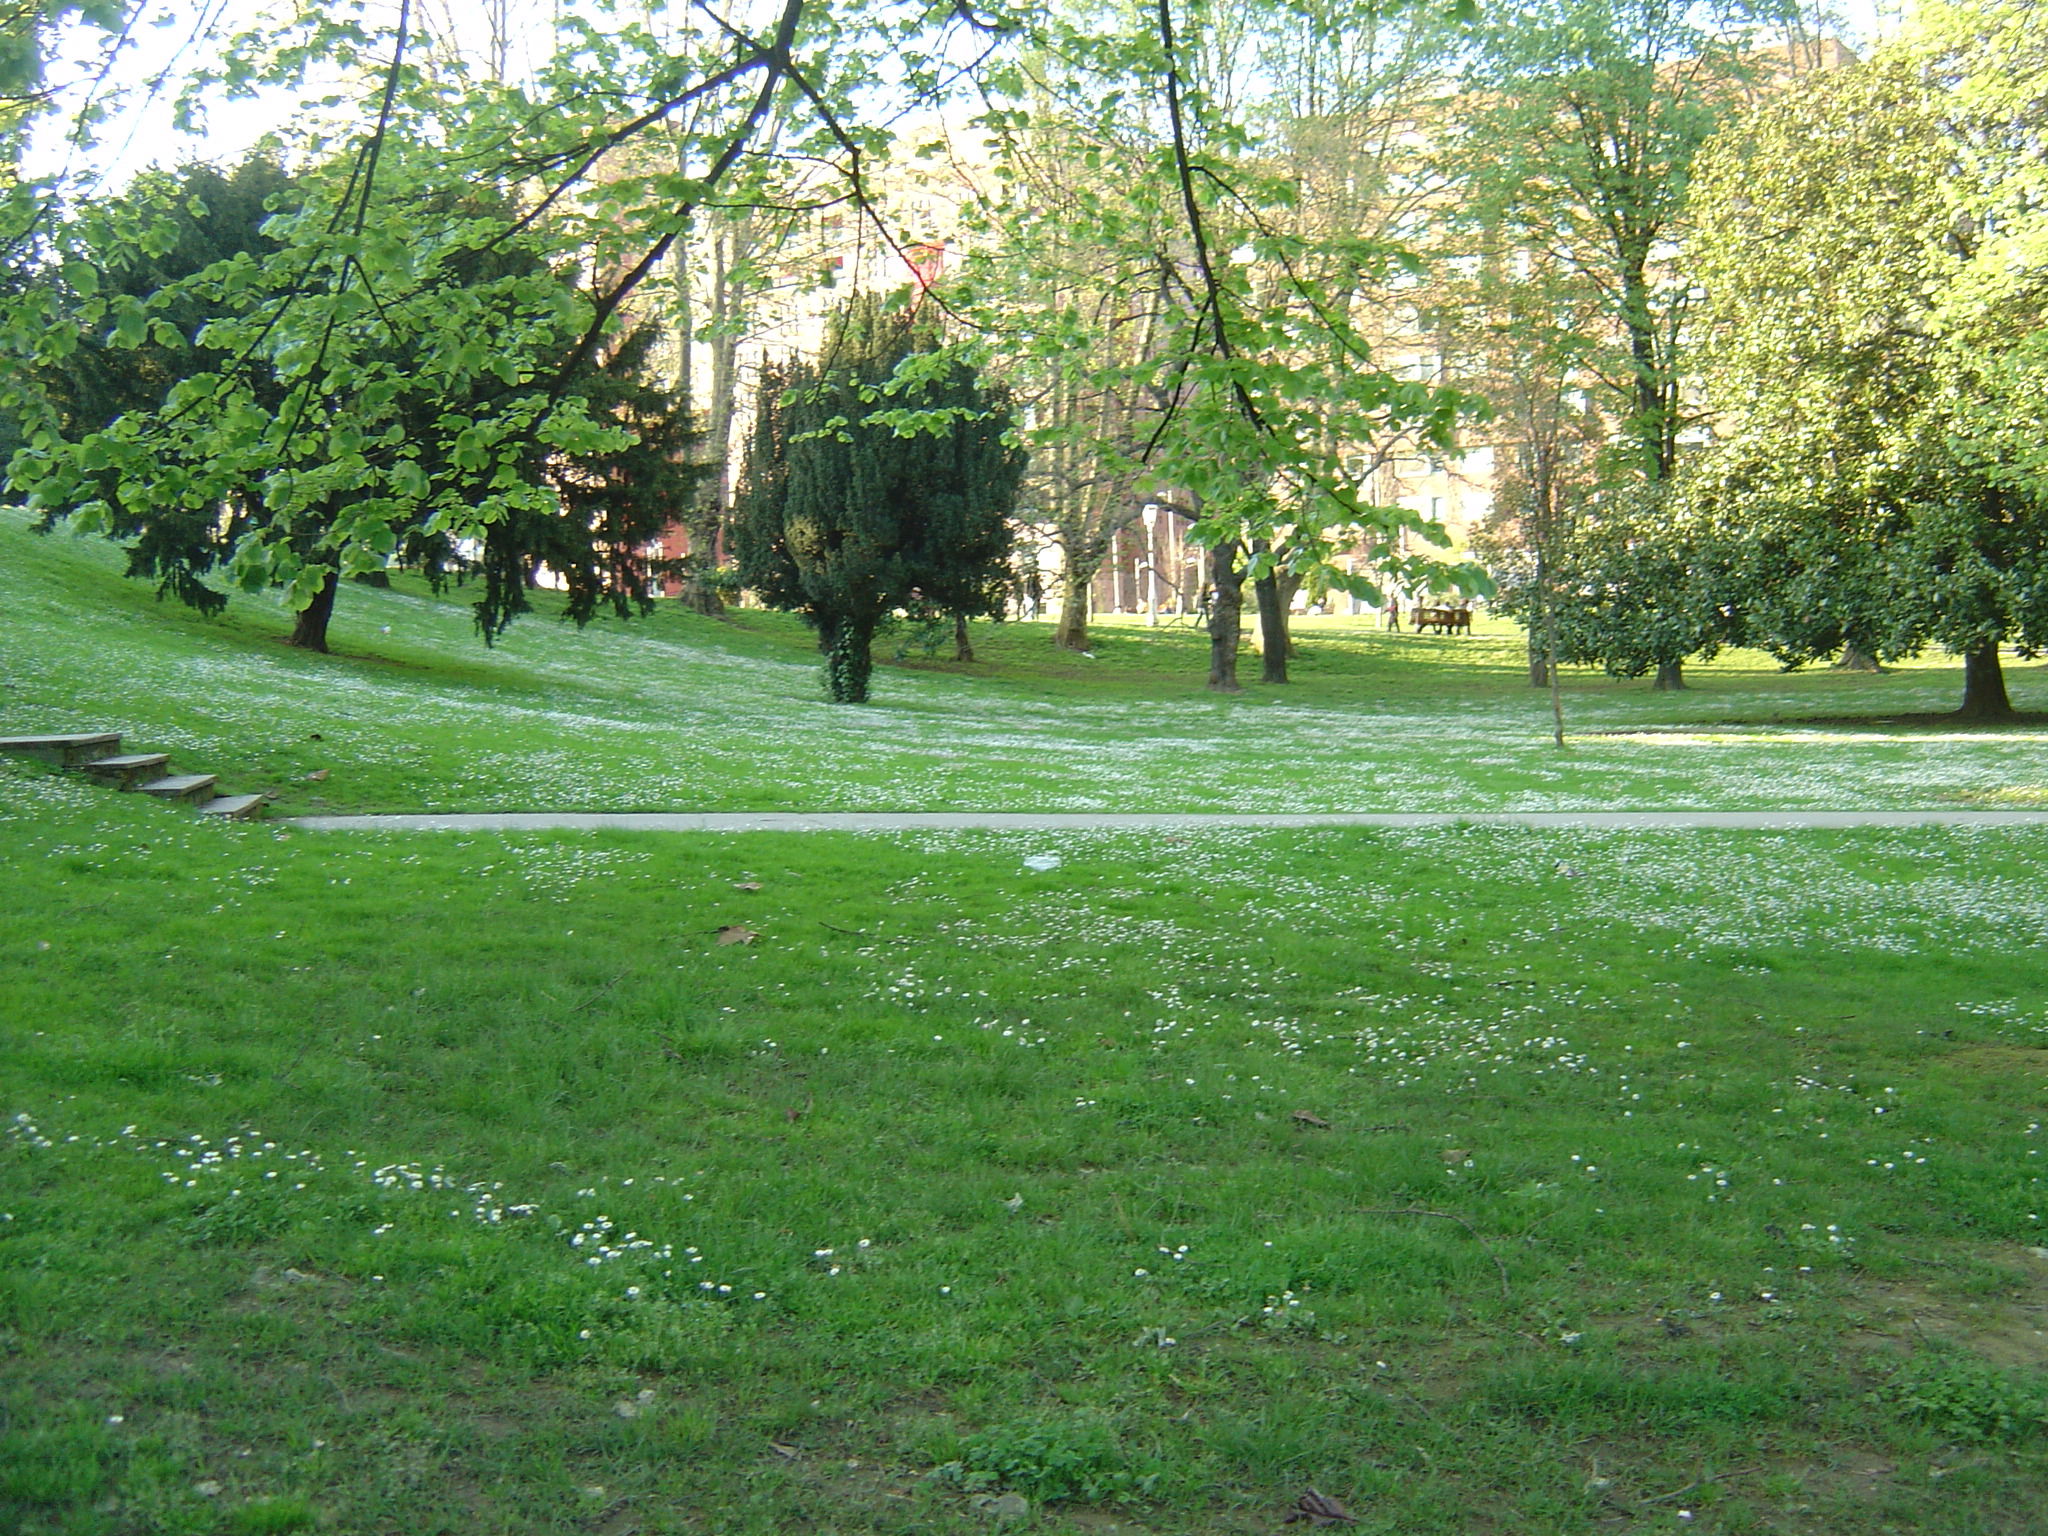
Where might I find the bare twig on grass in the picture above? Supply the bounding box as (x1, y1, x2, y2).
(570, 971, 629, 1012)
(1639, 1465, 1764, 1507)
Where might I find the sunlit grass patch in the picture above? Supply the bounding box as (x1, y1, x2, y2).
(7, 511, 2048, 1530)
(6, 782, 2048, 1531)
(6, 508, 2048, 820)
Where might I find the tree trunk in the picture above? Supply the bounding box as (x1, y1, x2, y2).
(675, 546, 725, 615)
(952, 611, 974, 663)
(288, 569, 339, 653)
(1207, 540, 1245, 693)
(671, 190, 748, 618)
(824, 615, 876, 704)
(1253, 566, 1289, 685)
(1546, 600, 1567, 751)
(1276, 568, 1303, 657)
(1528, 629, 1549, 688)
(1053, 559, 1094, 651)
(1620, 252, 1675, 482)
(1652, 660, 1686, 691)
(1833, 641, 1884, 673)
(1957, 642, 2014, 720)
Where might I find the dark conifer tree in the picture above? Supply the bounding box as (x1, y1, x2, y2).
(26, 156, 699, 652)
(31, 156, 295, 620)
(436, 322, 702, 642)
(732, 293, 1023, 703)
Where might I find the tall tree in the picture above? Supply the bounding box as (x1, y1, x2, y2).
(959, 0, 1483, 689)
(731, 293, 1023, 704)
(1455, 0, 1794, 687)
(1685, 4, 2048, 719)
(1450, 256, 1608, 690)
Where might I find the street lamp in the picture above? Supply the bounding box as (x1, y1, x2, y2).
(1141, 503, 1161, 626)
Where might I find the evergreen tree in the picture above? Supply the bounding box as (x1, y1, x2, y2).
(732, 293, 1024, 704)
(27, 156, 297, 620)
(19, 155, 698, 653)
(431, 321, 702, 643)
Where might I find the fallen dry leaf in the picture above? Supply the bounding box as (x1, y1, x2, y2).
(1285, 1488, 1358, 1525)
(732, 880, 763, 891)
(716, 925, 759, 946)
(769, 1441, 801, 1459)
(304, 768, 329, 782)
(1291, 1109, 1331, 1128)
(1441, 1148, 1471, 1164)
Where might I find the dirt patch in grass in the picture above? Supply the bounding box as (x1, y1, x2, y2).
(1851, 1277, 2048, 1372)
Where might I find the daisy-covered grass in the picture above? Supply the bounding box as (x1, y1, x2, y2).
(4, 507, 2047, 819)
(4, 764, 2046, 1534)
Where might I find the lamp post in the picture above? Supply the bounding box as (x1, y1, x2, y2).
(1141, 503, 1161, 626)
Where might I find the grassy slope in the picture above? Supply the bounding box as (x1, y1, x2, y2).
(4, 523, 2048, 1535)
(5, 509, 2048, 816)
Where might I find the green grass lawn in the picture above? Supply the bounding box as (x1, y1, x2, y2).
(5, 508, 2047, 818)
(5, 518, 2048, 1534)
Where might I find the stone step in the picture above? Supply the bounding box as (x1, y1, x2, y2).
(0, 732, 122, 767)
(81, 752, 172, 789)
(198, 793, 267, 821)
(140, 773, 217, 804)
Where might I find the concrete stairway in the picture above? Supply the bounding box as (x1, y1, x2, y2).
(0, 733, 266, 819)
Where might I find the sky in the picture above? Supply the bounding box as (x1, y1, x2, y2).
(26, 0, 1907, 193)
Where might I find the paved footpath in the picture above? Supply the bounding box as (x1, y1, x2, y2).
(291, 809, 2048, 834)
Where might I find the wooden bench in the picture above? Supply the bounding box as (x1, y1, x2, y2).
(1411, 606, 1472, 635)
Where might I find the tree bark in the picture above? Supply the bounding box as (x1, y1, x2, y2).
(1275, 568, 1303, 658)
(824, 616, 876, 704)
(1957, 642, 2014, 720)
(1207, 540, 1245, 693)
(953, 611, 974, 663)
(1053, 558, 1094, 651)
(288, 569, 339, 653)
(1832, 641, 1884, 673)
(1652, 660, 1686, 691)
(1620, 251, 1676, 482)
(1252, 561, 1289, 685)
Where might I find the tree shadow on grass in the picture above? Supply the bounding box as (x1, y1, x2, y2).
(1595, 711, 2048, 735)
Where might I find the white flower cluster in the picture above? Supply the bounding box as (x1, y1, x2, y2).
(569, 1213, 671, 1266)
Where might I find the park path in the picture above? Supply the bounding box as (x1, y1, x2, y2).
(289, 809, 2048, 833)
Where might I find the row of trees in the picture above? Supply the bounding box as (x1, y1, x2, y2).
(1473, 0, 2048, 720)
(0, 0, 1499, 701)
(3, 0, 2042, 718)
